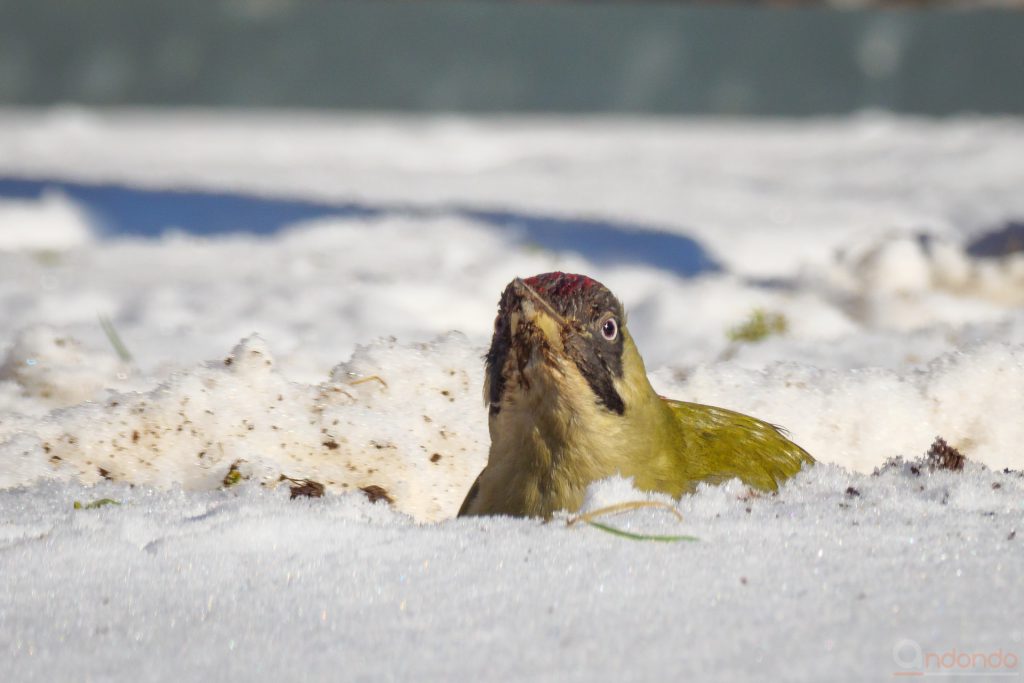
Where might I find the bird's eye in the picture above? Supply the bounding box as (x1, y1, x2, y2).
(601, 318, 618, 341)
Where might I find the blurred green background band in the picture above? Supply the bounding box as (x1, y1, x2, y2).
(1, 0, 1022, 115)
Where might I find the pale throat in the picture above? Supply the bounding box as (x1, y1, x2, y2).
(490, 354, 625, 480)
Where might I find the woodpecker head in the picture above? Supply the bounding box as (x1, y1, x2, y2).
(484, 272, 635, 418)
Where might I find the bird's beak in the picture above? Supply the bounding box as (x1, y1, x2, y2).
(510, 278, 568, 352)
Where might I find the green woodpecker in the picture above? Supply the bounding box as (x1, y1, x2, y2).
(459, 272, 813, 518)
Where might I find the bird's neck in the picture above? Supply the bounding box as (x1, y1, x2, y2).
(486, 349, 672, 516)
(484, 366, 605, 514)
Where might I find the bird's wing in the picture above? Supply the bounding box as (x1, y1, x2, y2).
(664, 399, 814, 492)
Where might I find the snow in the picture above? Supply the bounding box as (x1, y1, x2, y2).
(1, 110, 1022, 680)
(3, 468, 1021, 681)
(0, 191, 93, 251)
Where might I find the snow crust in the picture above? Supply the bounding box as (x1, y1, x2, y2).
(1, 111, 1022, 681)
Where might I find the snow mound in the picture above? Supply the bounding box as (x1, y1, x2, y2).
(661, 342, 1024, 473)
(0, 192, 94, 251)
(3, 319, 1024, 523)
(0, 325, 132, 406)
(0, 332, 487, 522)
(820, 232, 1024, 330)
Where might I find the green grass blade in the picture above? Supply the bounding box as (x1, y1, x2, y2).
(98, 314, 133, 364)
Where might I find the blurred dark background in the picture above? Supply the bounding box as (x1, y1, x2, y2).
(0, 0, 1022, 115)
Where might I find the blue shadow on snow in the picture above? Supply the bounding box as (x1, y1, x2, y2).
(0, 177, 718, 278)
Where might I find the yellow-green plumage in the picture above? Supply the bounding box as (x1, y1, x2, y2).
(658, 399, 812, 493)
(458, 273, 813, 518)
